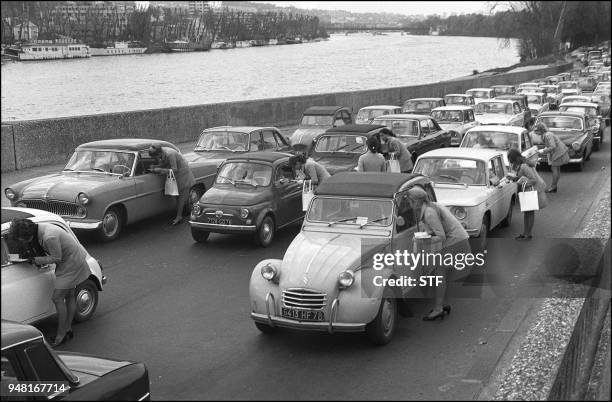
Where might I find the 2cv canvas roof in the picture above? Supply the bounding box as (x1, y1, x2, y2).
(315, 172, 422, 198)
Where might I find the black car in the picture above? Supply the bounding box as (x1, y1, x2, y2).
(1, 320, 150, 400)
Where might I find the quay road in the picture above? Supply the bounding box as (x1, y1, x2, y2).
(1, 127, 610, 400)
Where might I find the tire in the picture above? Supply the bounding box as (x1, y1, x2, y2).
(254, 322, 277, 334)
(73, 279, 99, 323)
(97, 206, 122, 242)
(501, 197, 515, 227)
(254, 215, 275, 247)
(477, 215, 490, 252)
(366, 293, 398, 346)
(191, 227, 210, 243)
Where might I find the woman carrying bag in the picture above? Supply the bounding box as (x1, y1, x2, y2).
(532, 122, 569, 193)
(380, 129, 413, 173)
(507, 148, 548, 240)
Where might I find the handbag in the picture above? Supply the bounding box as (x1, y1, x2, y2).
(387, 154, 401, 173)
(165, 169, 179, 196)
(518, 182, 539, 211)
(302, 180, 314, 211)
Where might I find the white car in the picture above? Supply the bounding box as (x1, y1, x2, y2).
(413, 148, 517, 250)
(355, 105, 402, 124)
(473, 99, 527, 127)
(459, 125, 539, 168)
(561, 95, 592, 105)
(431, 105, 479, 146)
(1, 207, 106, 324)
(465, 88, 495, 104)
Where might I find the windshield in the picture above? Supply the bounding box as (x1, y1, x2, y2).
(538, 116, 583, 130)
(376, 119, 418, 137)
(559, 106, 597, 117)
(467, 90, 491, 99)
(215, 162, 272, 187)
(462, 131, 519, 150)
(494, 87, 514, 94)
(474, 102, 512, 114)
(307, 197, 393, 226)
(432, 110, 464, 123)
(558, 82, 577, 90)
(444, 96, 468, 105)
(404, 101, 436, 111)
(413, 158, 486, 185)
(64, 150, 135, 175)
(526, 95, 544, 105)
(314, 135, 367, 153)
(301, 115, 334, 126)
(356, 109, 391, 122)
(195, 131, 250, 151)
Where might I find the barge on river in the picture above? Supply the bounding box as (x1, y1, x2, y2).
(90, 41, 147, 56)
(4, 39, 90, 61)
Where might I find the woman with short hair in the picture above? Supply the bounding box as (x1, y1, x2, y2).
(357, 136, 386, 172)
(532, 122, 569, 193)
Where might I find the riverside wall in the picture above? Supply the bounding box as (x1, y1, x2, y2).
(0, 62, 572, 172)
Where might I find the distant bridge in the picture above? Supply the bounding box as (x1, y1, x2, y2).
(322, 25, 429, 34)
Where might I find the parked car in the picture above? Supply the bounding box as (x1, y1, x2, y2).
(558, 102, 604, 150)
(412, 148, 517, 250)
(539, 84, 563, 106)
(443, 93, 476, 106)
(560, 88, 583, 102)
(289, 106, 352, 152)
(532, 111, 594, 170)
(311, 124, 389, 174)
(558, 80, 580, 92)
(465, 88, 496, 104)
(355, 105, 402, 124)
(523, 92, 550, 117)
(544, 75, 562, 85)
(1, 320, 150, 400)
(401, 98, 445, 114)
(473, 99, 527, 127)
(430, 105, 479, 146)
(459, 125, 539, 168)
(1, 207, 106, 324)
(4, 139, 218, 242)
(372, 114, 452, 163)
(518, 82, 540, 91)
(496, 94, 533, 126)
(561, 95, 592, 105)
(491, 85, 516, 96)
(189, 152, 304, 247)
(249, 171, 440, 345)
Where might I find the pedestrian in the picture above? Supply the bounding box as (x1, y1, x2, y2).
(8, 219, 91, 347)
(357, 136, 386, 172)
(379, 129, 413, 172)
(531, 122, 569, 193)
(149, 144, 196, 225)
(288, 153, 330, 186)
(507, 148, 548, 240)
(406, 186, 470, 321)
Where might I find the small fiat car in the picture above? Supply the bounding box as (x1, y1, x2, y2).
(355, 105, 402, 124)
(413, 148, 517, 250)
(249, 172, 438, 345)
(431, 105, 479, 146)
(443, 93, 476, 106)
(189, 152, 304, 247)
(1, 320, 150, 400)
(2, 208, 106, 325)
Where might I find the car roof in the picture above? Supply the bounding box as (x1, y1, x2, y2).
(491, 85, 515, 88)
(77, 139, 177, 152)
(374, 113, 432, 120)
(358, 105, 401, 110)
(432, 105, 473, 111)
(315, 172, 422, 198)
(478, 99, 515, 104)
(404, 98, 444, 101)
(444, 94, 472, 97)
(303, 106, 348, 115)
(559, 102, 598, 108)
(325, 124, 387, 134)
(496, 95, 526, 100)
(201, 126, 277, 134)
(417, 147, 504, 161)
(522, 91, 546, 96)
(466, 88, 494, 91)
(466, 125, 526, 135)
(1, 207, 63, 231)
(1, 320, 43, 350)
(224, 151, 292, 163)
(539, 111, 585, 119)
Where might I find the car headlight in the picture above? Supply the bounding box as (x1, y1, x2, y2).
(5, 188, 16, 200)
(261, 263, 279, 282)
(77, 192, 89, 205)
(571, 141, 581, 151)
(240, 208, 249, 219)
(451, 206, 467, 220)
(338, 270, 355, 289)
(192, 204, 202, 217)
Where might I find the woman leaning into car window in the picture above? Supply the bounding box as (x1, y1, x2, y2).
(8, 219, 91, 348)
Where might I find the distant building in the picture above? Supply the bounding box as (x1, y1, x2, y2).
(189, 1, 211, 15)
(13, 22, 38, 41)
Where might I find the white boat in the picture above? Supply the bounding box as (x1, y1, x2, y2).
(268, 38, 278, 45)
(166, 40, 195, 52)
(211, 41, 233, 49)
(235, 41, 251, 48)
(89, 41, 147, 56)
(4, 39, 90, 61)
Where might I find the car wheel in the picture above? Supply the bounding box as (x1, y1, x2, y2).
(73, 279, 98, 323)
(191, 227, 210, 243)
(501, 197, 515, 227)
(255, 322, 277, 334)
(366, 294, 398, 346)
(98, 206, 122, 242)
(254, 215, 275, 247)
(477, 215, 489, 252)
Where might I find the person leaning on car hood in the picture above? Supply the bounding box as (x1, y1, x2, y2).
(149, 144, 196, 225)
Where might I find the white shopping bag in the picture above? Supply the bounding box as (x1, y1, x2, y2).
(387, 154, 401, 173)
(165, 169, 179, 196)
(518, 183, 539, 212)
(302, 180, 314, 211)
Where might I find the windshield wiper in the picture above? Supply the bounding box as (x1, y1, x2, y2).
(234, 179, 258, 188)
(327, 216, 361, 226)
(360, 216, 389, 228)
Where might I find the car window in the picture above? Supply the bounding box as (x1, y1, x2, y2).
(413, 158, 486, 185)
(427, 119, 437, 133)
(261, 130, 277, 150)
(24, 343, 67, 382)
(334, 115, 345, 126)
(468, 110, 475, 121)
(487, 160, 497, 183)
(135, 153, 157, 176)
(273, 131, 288, 147)
(341, 111, 352, 125)
(521, 131, 528, 149)
(307, 197, 393, 226)
(249, 132, 262, 151)
(301, 115, 334, 126)
(378, 119, 419, 137)
(216, 162, 273, 187)
(65, 150, 134, 175)
(493, 157, 505, 180)
(420, 120, 430, 136)
(314, 135, 367, 153)
(274, 162, 294, 183)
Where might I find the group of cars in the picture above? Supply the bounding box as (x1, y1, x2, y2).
(1, 55, 611, 393)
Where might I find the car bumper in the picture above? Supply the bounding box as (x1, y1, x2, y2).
(67, 220, 102, 230)
(189, 220, 256, 233)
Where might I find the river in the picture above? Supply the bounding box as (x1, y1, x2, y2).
(1, 33, 519, 121)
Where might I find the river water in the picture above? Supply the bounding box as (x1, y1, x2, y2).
(1, 33, 518, 121)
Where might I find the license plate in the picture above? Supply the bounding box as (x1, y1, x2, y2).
(281, 307, 325, 322)
(207, 217, 231, 225)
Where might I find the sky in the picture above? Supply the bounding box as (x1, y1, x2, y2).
(254, 1, 498, 16)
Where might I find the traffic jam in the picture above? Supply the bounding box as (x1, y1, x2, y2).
(1, 46, 611, 399)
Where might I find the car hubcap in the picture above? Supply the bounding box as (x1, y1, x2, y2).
(262, 223, 272, 242)
(103, 212, 118, 237)
(76, 288, 94, 316)
(382, 299, 395, 336)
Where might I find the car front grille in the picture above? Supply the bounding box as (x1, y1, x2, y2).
(20, 199, 84, 218)
(282, 288, 327, 310)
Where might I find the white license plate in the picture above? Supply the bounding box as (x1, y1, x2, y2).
(207, 217, 231, 225)
(281, 307, 325, 322)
